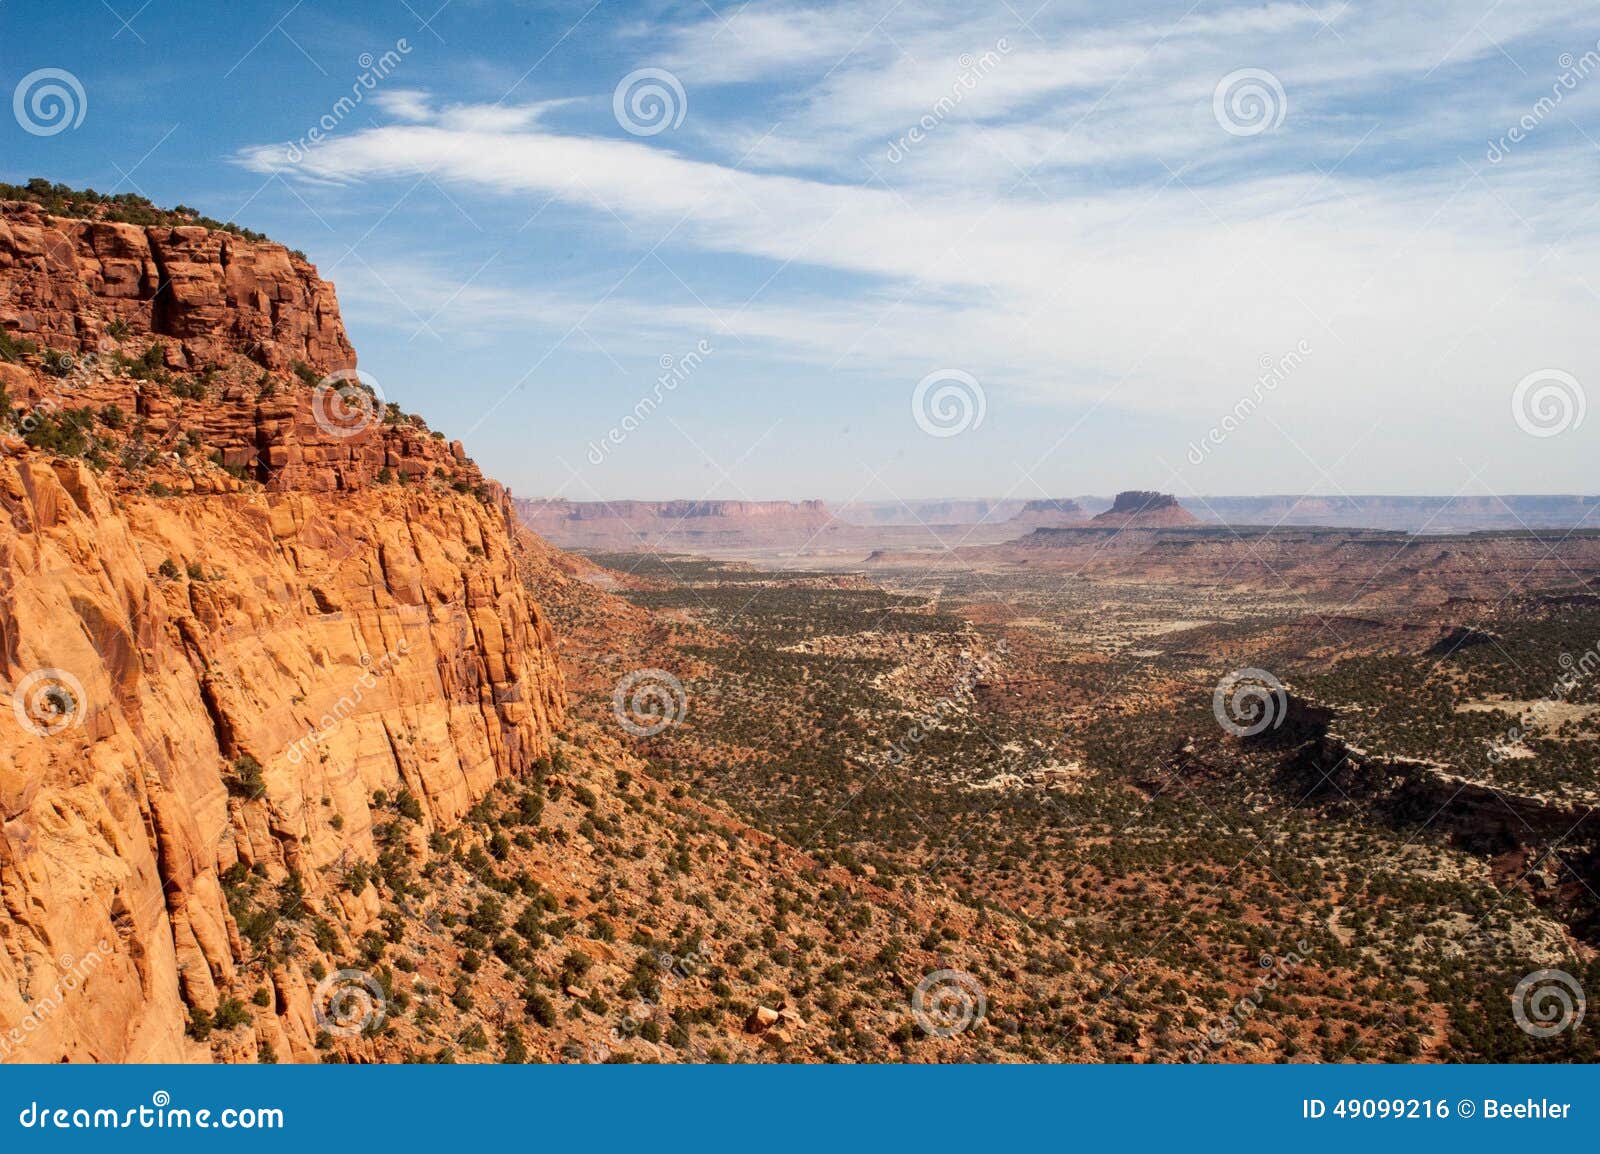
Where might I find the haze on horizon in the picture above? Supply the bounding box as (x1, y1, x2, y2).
(5, 1, 1596, 505)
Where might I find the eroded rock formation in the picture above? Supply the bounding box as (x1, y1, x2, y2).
(0, 201, 355, 374)
(0, 201, 563, 1062)
(1089, 490, 1198, 527)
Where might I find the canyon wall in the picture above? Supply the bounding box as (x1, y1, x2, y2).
(0, 201, 354, 373)
(0, 202, 564, 1062)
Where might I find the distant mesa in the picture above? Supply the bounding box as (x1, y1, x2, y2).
(1178, 494, 1600, 533)
(515, 497, 835, 550)
(1008, 498, 1087, 527)
(1090, 490, 1198, 527)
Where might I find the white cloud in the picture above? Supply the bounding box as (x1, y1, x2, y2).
(238, 0, 1600, 492)
(261, 109, 1599, 420)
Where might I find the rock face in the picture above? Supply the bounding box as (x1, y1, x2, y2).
(1090, 490, 1198, 527)
(0, 206, 563, 1063)
(0, 200, 355, 374)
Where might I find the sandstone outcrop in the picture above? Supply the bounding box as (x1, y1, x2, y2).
(0, 203, 563, 1063)
(1089, 490, 1198, 527)
(0, 201, 354, 375)
(1271, 694, 1598, 852)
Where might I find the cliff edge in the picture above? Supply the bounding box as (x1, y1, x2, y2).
(0, 193, 564, 1062)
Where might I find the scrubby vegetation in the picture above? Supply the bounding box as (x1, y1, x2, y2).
(551, 552, 1600, 1063)
(1, 178, 273, 244)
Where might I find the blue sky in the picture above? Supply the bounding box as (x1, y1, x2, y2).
(3, 1, 1597, 503)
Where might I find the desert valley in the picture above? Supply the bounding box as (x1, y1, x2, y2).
(2, 184, 1597, 1068)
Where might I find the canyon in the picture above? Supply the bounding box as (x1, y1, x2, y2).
(4, 188, 1597, 1067)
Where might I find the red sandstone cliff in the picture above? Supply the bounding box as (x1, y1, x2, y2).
(0, 200, 564, 1062)
(0, 200, 353, 374)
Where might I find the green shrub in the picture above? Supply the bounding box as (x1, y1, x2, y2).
(502, 1025, 528, 1063)
(0, 179, 270, 242)
(41, 348, 78, 377)
(524, 989, 557, 1027)
(211, 997, 252, 1031)
(0, 327, 38, 362)
(226, 755, 266, 799)
(171, 375, 206, 400)
(23, 407, 96, 457)
(394, 789, 424, 821)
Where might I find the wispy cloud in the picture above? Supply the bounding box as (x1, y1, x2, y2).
(236, 0, 1600, 493)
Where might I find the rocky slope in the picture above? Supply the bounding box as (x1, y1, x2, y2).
(0, 198, 564, 1062)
